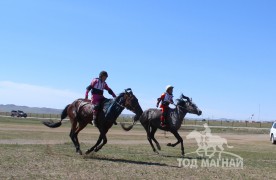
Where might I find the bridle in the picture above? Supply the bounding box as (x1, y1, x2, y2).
(115, 88, 137, 111)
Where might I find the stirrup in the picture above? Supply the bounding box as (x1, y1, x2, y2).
(161, 122, 166, 127)
(92, 120, 97, 127)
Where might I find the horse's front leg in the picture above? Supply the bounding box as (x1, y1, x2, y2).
(167, 130, 184, 157)
(85, 134, 103, 155)
(167, 131, 181, 147)
(94, 134, 107, 152)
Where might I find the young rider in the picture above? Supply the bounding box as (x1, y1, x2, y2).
(156, 85, 174, 127)
(85, 71, 116, 126)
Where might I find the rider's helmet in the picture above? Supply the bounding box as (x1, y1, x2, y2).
(99, 71, 108, 78)
(166, 85, 174, 92)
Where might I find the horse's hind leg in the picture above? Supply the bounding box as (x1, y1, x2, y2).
(143, 123, 158, 154)
(67, 105, 83, 155)
(73, 121, 89, 155)
(69, 120, 81, 154)
(69, 129, 79, 151)
(150, 127, 161, 151)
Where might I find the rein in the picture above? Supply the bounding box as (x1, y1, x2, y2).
(115, 93, 134, 110)
(116, 94, 138, 126)
(175, 103, 187, 121)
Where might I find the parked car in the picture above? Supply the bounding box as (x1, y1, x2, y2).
(10, 110, 27, 118)
(11, 110, 18, 117)
(270, 122, 276, 144)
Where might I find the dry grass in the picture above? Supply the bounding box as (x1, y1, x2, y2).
(0, 117, 276, 180)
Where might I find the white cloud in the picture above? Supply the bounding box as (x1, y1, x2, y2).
(0, 81, 82, 109)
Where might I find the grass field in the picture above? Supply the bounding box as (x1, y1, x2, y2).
(0, 117, 276, 180)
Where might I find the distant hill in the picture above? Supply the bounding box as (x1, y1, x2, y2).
(0, 104, 135, 117)
(0, 104, 62, 114)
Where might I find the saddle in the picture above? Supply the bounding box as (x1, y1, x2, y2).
(102, 99, 124, 121)
(77, 98, 124, 123)
(155, 108, 178, 126)
(101, 99, 114, 114)
(77, 99, 113, 114)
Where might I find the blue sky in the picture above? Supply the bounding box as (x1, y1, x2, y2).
(0, 0, 275, 121)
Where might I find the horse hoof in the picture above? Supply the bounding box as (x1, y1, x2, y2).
(167, 143, 172, 147)
(78, 150, 83, 155)
(154, 151, 159, 155)
(76, 149, 83, 155)
(85, 149, 91, 155)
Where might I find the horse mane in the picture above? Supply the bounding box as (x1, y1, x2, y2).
(116, 92, 125, 99)
(175, 98, 186, 106)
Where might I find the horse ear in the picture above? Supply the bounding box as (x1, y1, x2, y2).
(125, 88, 132, 94)
(125, 88, 131, 92)
(181, 94, 191, 102)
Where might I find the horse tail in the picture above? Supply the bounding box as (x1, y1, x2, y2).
(120, 110, 146, 131)
(61, 104, 69, 120)
(121, 109, 146, 131)
(42, 105, 70, 128)
(120, 121, 136, 131)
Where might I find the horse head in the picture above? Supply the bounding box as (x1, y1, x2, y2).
(117, 88, 143, 121)
(176, 94, 202, 116)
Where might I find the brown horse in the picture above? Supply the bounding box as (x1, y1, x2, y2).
(43, 88, 143, 155)
(121, 94, 202, 156)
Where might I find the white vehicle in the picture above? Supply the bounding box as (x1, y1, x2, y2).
(270, 122, 276, 144)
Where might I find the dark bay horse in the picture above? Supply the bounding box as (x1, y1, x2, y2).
(43, 88, 143, 155)
(121, 94, 202, 156)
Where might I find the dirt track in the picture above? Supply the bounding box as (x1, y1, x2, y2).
(0, 123, 269, 145)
